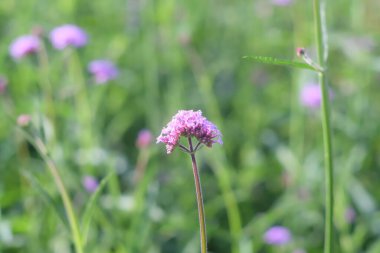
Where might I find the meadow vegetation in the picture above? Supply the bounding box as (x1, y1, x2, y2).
(1, 0, 380, 252)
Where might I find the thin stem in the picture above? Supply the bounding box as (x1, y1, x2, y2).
(193, 141, 203, 152)
(179, 144, 191, 153)
(188, 137, 207, 253)
(313, 1, 334, 253)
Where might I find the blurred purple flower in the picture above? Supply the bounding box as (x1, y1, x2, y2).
(300, 83, 333, 109)
(88, 60, 118, 84)
(82, 175, 99, 193)
(157, 110, 222, 154)
(136, 129, 153, 149)
(17, 114, 31, 127)
(9, 35, 40, 59)
(49, 24, 88, 50)
(272, 0, 293, 6)
(345, 207, 356, 224)
(0, 76, 7, 94)
(264, 226, 292, 245)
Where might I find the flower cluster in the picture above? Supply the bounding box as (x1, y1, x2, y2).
(88, 60, 119, 84)
(9, 35, 40, 59)
(82, 175, 99, 193)
(49, 24, 88, 50)
(136, 129, 153, 149)
(300, 83, 333, 109)
(157, 110, 222, 154)
(263, 226, 292, 245)
(272, 0, 293, 6)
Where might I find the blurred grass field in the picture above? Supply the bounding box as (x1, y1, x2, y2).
(1, 0, 380, 252)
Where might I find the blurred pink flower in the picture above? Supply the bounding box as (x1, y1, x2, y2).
(88, 60, 118, 84)
(136, 129, 153, 149)
(82, 175, 99, 193)
(264, 226, 292, 245)
(272, 0, 293, 6)
(49, 24, 88, 50)
(300, 83, 333, 109)
(17, 114, 31, 126)
(345, 207, 356, 224)
(157, 110, 222, 154)
(9, 35, 40, 59)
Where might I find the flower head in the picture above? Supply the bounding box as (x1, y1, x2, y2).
(345, 207, 356, 224)
(17, 114, 31, 127)
(82, 175, 99, 193)
(157, 110, 222, 154)
(9, 35, 40, 59)
(264, 226, 292, 245)
(88, 60, 118, 84)
(49, 24, 88, 50)
(300, 83, 333, 109)
(272, 0, 293, 6)
(136, 129, 153, 149)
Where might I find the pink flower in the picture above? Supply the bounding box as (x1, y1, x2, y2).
(17, 114, 31, 126)
(157, 110, 222, 154)
(345, 207, 356, 224)
(49, 24, 88, 50)
(82, 175, 99, 193)
(272, 0, 293, 6)
(136, 129, 153, 149)
(300, 83, 333, 109)
(9, 35, 40, 59)
(263, 226, 292, 245)
(88, 60, 118, 84)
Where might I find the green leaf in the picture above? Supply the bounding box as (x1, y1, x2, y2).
(22, 170, 70, 231)
(81, 171, 114, 244)
(242, 56, 318, 71)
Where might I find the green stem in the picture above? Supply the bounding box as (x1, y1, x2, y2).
(19, 130, 83, 253)
(313, 1, 334, 253)
(188, 137, 207, 253)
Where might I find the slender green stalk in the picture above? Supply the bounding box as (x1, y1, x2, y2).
(188, 137, 207, 253)
(19, 131, 84, 253)
(313, 1, 334, 253)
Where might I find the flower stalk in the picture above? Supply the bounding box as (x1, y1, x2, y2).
(157, 110, 222, 253)
(188, 137, 208, 253)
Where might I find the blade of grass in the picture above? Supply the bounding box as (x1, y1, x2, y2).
(81, 171, 114, 244)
